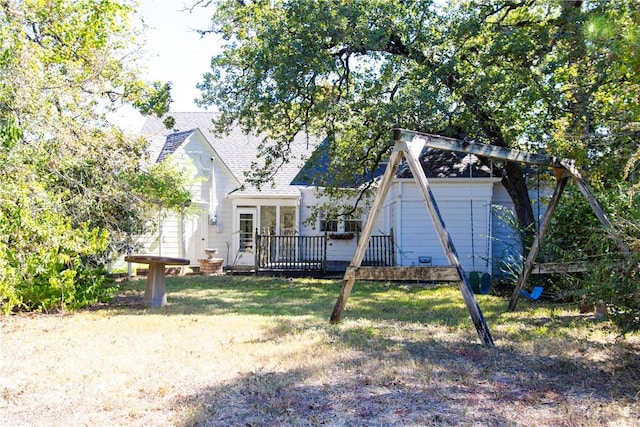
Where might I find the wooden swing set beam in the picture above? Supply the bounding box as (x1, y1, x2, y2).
(507, 173, 629, 310)
(330, 129, 630, 336)
(393, 129, 630, 310)
(330, 130, 496, 348)
(393, 129, 581, 177)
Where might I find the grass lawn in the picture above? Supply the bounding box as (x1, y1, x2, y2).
(1, 275, 638, 426)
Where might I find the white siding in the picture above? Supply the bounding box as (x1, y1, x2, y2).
(119, 129, 528, 277)
(143, 209, 182, 258)
(390, 179, 496, 274)
(117, 131, 241, 269)
(298, 180, 497, 272)
(203, 160, 239, 266)
(298, 188, 359, 262)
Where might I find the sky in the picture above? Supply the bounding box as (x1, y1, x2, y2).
(112, 0, 221, 131)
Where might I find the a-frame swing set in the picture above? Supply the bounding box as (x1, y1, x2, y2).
(329, 128, 630, 349)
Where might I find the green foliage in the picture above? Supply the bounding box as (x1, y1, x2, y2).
(129, 156, 194, 210)
(130, 80, 174, 120)
(542, 185, 640, 333)
(197, 0, 624, 228)
(545, 185, 639, 261)
(586, 251, 640, 334)
(0, 1, 183, 313)
(0, 181, 116, 313)
(0, 117, 22, 149)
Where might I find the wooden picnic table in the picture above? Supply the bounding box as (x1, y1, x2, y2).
(125, 255, 190, 307)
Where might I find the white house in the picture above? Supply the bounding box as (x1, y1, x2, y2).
(134, 112, 319, 270)
(129, 112, 521, 277)
(381, 158, 501, 274)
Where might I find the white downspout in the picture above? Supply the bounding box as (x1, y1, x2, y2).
(158, 204, 163, 256)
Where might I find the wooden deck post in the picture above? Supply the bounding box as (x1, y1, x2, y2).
(254, 229, 259, 275)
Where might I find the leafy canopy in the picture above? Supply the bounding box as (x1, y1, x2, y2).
(0, 0, 186, 312)
(197, 1, 613, 225)
(197, 0, 640, 332)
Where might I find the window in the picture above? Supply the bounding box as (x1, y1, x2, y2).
(319, 213, 362, 233)
(344, 219, 362, 233)
(320, 216, 338, 232)
(280, 206, 296, 235)
(260, 206, 276, 235)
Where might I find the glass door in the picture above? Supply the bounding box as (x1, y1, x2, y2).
(236, 208, 257, 266)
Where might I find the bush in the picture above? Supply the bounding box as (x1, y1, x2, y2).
(0, 184, 117, 313)
(586, 251, 640, 334)
(544, 185, 640, 334)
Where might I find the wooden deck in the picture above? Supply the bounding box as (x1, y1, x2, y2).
(255, 233, 395, 274)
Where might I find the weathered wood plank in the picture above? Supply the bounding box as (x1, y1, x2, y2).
(333, 135, 496, 347)
(344, 266, 461, 281)
(400, 138, 495, 348)
(530, 262, 589, 274)
(330, 148, 404, 324)
(393, 128, 578, 172)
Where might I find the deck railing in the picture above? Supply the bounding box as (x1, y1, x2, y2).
(256, 234, 327, 271)
(255, 232, 395, 273)
(363, 234, 396, 267)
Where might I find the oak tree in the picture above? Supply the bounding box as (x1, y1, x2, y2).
(197, 0, 639, 236)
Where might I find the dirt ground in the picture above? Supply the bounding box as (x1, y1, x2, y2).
(1, 286, 639, 426)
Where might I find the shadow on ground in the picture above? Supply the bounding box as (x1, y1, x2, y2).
(171, 319, 639, 426)
(91, 276, 640, 425)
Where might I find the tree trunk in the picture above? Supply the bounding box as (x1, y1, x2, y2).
(502, 161, 536, 249)
(458, 93, 536, 242)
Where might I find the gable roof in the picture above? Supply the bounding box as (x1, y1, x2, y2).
(396, 147, 494, 179)
(155, 129, 195, 163)
(141, 112, 320, 196)
(291, 137, 386, 187)
(292, 142, 496, 188)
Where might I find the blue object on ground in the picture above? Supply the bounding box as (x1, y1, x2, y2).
(520, 286, 544, 301)
(469, 272, 492, 294)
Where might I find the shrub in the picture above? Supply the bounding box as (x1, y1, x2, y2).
(544, 185, 640, 334)
(0, 184, 117, 313)
(586, 250, 640, 334)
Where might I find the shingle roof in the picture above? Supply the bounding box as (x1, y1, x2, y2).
(155, 129, 195, 163)
(141, 112, 319, 196)
(292, 143, 495, 187)
(397, 147, 493, 179)
(144, 114, 494, 196)
(291, 138, 386, 187)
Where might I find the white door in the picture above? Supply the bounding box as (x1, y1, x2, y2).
(235, 208, 257, 266)
(185, 206, 208, 264)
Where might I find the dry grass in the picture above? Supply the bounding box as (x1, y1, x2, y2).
(1, 275, 638, 426)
